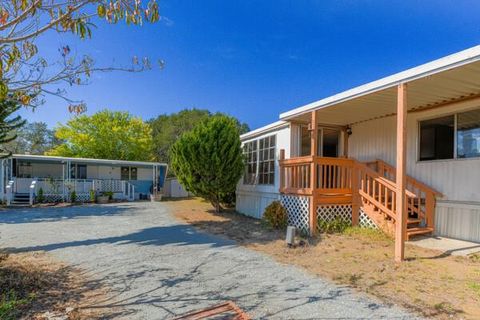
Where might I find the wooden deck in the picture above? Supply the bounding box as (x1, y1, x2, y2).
(278, 154, 441, 240)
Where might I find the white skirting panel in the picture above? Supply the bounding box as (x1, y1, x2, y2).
(435, 201, 480, 243)
(236, 190, 280, 219)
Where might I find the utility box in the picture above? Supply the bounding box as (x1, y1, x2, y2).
(285, 226, 296, 247)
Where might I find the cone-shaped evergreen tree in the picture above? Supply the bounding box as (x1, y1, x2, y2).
(0, 99, 26, 158)
(170, 115, 244, 212)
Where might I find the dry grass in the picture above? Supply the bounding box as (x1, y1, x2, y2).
(168, 198, 480, 320)
(0, 250, 114, 319)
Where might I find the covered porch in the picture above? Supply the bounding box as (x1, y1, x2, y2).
(1, 154, 167, 205)
(278, 46, 480, 261)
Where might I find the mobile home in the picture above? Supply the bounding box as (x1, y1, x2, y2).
(236, 45, 480, 245)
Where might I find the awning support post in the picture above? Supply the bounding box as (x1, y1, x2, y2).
(395, 83, 408, 262)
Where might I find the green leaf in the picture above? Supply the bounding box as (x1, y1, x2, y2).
(97, 5, 106, 18)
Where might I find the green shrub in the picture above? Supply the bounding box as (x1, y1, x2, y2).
(70, 190, 76, 203)
(317, 216, 351, 234)
(102, 191, 114, 200)
(0, 290, 34, 320)
(89, 189, 96, 202)
(36, 188, 44, 203)
(263, 201, 288, 229)
(170, 115, 244, 213)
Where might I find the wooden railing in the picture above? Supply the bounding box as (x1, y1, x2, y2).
(279, 152, 440, 234)
(279, 155, 313, 195)
(315, 157, 354, 195)
(368, 159, 442, 229)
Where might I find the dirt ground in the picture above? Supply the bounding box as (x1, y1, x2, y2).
(0, 251, 116, 319)
(168, 198, 480, 320)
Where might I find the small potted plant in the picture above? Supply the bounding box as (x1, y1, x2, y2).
(97, 192, 110, 204)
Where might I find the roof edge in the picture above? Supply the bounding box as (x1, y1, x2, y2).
(240, 120, 288, 141)
(280, 45, 480, 120)
(11, 154, 167, 167)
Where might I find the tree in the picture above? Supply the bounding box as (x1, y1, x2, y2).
(47, 110, 153, 161)
(149, 108, 250, 163)
(170, 115, 244, 212)
(4, 121, 60, 155)
(0, 99, 26, 157)
(0, 0, 162, 112)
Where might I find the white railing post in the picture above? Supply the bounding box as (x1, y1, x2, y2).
(6, 180, 13, 206)
(29, 180, 37, 206)
(131, 185, 135, 201)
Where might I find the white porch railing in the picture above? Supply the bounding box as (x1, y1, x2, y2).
(14, 178, 137, 203)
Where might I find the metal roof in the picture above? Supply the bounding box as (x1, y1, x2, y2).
(279, 45, 480, 125)
(240, 120, 288, 141)
(11, 154, 167, 167)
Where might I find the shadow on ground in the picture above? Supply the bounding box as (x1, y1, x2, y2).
(8, 224, 235, 253)
(0, 203, 135, 224)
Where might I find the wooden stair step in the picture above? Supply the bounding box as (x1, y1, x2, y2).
(406, 227, 434, 240)
(407, 218, 422, 225)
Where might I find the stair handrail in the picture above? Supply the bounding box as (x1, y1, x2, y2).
(373, 159, 442, 197)
(5, 180, 14, 206)
(372, 159, 441, 228)
(29, 179, 37, 206)
(355, 162, 399, 221)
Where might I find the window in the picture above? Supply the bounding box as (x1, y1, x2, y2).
(70, 164, 87, 179)
(419, 109, 480, 161)
(243, 134, 276, 185)
(258, 135, 276, 185)
(121, 167, 138, 180)
(457, 109, 480, 158)
(17, 161, 32, 178)
(243, 141, 257, 184)
(419, 115, 454, 161)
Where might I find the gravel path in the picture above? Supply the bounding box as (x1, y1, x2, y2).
(0, 202, 419, 319)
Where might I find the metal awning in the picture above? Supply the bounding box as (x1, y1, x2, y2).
(280, 45, 480, 125)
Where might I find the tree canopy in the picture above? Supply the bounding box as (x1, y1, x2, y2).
(4, 121, 61, 155)
(170, 115, 244, 212)
(47, 110, 154, 161)
(149, 108, 249, 163)
(0, 98, 26, 157)
(0, 0, 162, 112)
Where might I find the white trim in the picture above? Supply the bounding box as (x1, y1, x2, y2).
(11, 154, 166, 167)
(240, 120, 288, 141)
(280, 45, 480, 120)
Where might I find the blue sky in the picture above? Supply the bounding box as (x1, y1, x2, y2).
(19, 0, 480, 131)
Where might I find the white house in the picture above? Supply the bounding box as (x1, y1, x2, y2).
(1, 154, 167, 204)
(236, 45, 480, 250)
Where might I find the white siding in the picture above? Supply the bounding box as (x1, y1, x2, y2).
(31, 163, 63, 178)
(236, 125, 291, 218)
(435, 202, 480, 242)
(348, 97, 480, 242)
(97, 166, 121, 180)
(137, 168, 153, 181)
(348, 97, 480, 203)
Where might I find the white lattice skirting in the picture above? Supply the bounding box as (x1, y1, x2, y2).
(42, 193, 91, 203)
(280, 195, 310, 232)
(359, 208, 379, 229)
(316, 204, 379, 229)
(316, 204, 352, 223)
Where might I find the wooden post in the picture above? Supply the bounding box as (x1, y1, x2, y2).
(309, 111, 318, 235)
(343, 127, 349, 158)
(395, 83, 408, 262)
(351, 163, 360, 226)
(279, 149, 285, 193)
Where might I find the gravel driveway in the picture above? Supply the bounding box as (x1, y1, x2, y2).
(0, 202, 418, 319)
